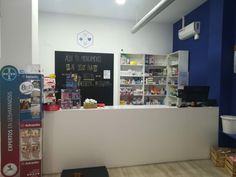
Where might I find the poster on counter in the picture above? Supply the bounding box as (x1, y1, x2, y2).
(0, 65, 43, 177)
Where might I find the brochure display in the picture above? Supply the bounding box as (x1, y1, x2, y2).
(0, 65, 43, 177)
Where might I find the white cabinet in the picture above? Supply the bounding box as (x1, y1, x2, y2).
(120, 54, 145, 105)
(144, 54, 167, 105)
(119, 51, 189, 106)
(166, 51, 189, 106)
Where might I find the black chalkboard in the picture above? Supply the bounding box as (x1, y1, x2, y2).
(55, 51, 114, 105)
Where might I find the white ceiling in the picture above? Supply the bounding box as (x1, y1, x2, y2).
(39, 0, 207, 23)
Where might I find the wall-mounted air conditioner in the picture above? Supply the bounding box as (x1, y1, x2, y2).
(178, 17, 200, 40)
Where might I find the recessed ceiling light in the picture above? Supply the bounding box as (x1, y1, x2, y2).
(116, 0, 126, 5)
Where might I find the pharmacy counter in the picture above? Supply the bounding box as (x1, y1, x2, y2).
(43, 106, 218, 174)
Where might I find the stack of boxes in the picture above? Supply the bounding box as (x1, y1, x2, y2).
(210, 146, 236, 176)
(210, 146, 233, 167)
(225, 155, 236, 177)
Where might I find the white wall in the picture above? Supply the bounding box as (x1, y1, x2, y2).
(0, 0, 38, 69)
(0, 17, 2, 65)
(0, 2, 2, 66)
(39, 12, 173, 104)
(32, 0, 39, 65)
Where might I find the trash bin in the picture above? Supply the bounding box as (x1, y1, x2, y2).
(221, 115, 236, 134)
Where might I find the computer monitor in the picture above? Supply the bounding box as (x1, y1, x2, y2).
(179, 86, 209, 104)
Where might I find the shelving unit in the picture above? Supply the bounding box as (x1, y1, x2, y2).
(119, 51, 189, 106)
(144, 54, 167, 105)
(120, 54, 144, 105)
(166, 51, 189, 106)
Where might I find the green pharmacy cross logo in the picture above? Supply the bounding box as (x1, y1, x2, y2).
(1, 66, 18, 81)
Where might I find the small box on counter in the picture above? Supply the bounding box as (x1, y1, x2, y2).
(61, 89, 81, 109)
(83, 99, 97, 109)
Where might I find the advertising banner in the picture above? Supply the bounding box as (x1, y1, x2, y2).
(19, 74, 43, 177)
(1, 66, 20, 177)
(1, 66, 43, 177)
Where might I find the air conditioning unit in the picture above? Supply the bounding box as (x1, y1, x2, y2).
(178, 22, 200, 40)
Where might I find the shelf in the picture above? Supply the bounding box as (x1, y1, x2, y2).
(144, 95, 166, 97)
(145, 76, 167, 78)
(120, 84, 143, 86)
(168, 95, 178, 98)
(169, 64, 178, 67)
(168, 84, 178, 87)
(120, 75, 143, 77)
(168, 51, 179, 57)
(145, 65, 167, 67)
(145, 84, 166, 86)
(120, 94, 143, 97)
(168, 76, 178, 78)
(121, 64, 143, 66)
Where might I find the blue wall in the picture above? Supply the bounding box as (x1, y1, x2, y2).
(219, 0, 236, 147)
(207, 0, 224, 104)
(173, 0, 236, 146)
(220, 0, 234, 115)
(173, 2, 209, 86)
(173, 0, 235, 108)
(232, 9, 236, 115)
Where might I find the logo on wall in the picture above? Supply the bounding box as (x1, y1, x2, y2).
(77, 30, 94, 48)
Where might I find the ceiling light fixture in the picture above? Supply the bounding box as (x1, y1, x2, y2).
(116, 0, 126, 5)
(131, 0, 175, 33)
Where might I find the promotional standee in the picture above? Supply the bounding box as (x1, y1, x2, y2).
(0, 65, 43, 177)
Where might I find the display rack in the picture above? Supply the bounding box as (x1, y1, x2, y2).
(144, 54, 167, 105)
(119, 51, 189, 106)
(166, 51, 189, 106)
(120, 53, 144, 105)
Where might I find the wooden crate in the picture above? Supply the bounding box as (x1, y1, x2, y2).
(225, 155, 236, 177)
(210, 146, 235, 167)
